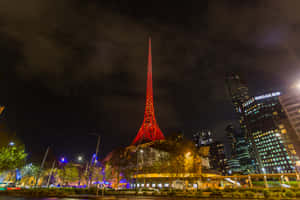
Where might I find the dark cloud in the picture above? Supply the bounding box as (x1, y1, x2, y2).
(1, 0, 300, 157)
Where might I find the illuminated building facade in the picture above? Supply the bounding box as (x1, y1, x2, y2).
(279, 91, 300, 148)
(226, 158, 240, 174)
(192, 130, 213, 147)
(209, 141, 227, 175)
(242, 92, 298, 174)
(226, 124, 255, 174)
(226, 73, 249, 114)
(226, 73, 254, 174)
(193, 130, 226, 174)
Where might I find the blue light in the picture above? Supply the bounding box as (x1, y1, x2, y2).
(16, 169, 21, 181)
(60, 157, 67, 163)
(92, 154, 99, 164)
(120, 179, 127, 184)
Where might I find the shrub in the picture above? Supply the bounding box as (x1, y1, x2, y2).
(296, 191, 300, 197)
(196, 190, 203, 195)
(244, 191, 255, 198)
(167, 191, 175, 196)
(232, 191, 242, 199)
(224, 187, 233, 192)
(209, 190, 222, 198)
(271, 192, 281, 198)
(264, 190, 271, 198)
(285, 190, 296, 198)
(204, 188, 213, 192)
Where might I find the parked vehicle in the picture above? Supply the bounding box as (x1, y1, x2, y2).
(0, 182, 21, 191)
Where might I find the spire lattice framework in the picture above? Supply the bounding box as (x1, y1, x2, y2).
(132, 38, 165, 145)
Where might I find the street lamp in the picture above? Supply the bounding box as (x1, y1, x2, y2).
(77, 156, 83, 162)
(9, 141, 15, 146)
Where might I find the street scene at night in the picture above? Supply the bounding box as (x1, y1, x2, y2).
(2, 0, 300, 199)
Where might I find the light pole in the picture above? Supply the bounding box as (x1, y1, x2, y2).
(47, 160, 56, 188)
(140, 149, 145, 187)
(35, 146, 50, 187)
(277, 167, 284, 189)
(262, 168, 268, 188)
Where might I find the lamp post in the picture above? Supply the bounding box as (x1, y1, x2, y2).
(262, 168, 268, 188)
(139, 149, 145, 187)
(277, 167, 284, 189)
(47, 160, 56, 188)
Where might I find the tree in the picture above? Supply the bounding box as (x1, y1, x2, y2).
(91, 166, 103, 183)
(0, 145, 27, 173)
(20, 164, 40, 186)
(58, 163, 79, 185)
(104, 163, 113, 182)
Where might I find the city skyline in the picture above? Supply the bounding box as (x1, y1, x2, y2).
(1, 1, 300, 159)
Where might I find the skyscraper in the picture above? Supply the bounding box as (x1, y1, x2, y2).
(279, 89, 300, 155)
(242, 92, 298, 173)
(226, 73, 249, 114)
(192, 130, 213, 148)
(226, 124, 254, 174)
(209, 141, 227, 175)
(226, 73, 254, 174)
(279, 90, 300, 141)
(193, 130, 226, 174)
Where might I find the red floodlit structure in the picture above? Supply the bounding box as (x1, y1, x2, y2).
(132, 38, 165, 145)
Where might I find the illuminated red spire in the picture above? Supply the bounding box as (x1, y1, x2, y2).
(132, 37, 165, 145)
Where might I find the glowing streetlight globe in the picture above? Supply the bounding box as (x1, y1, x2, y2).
(77, 156, 83, 162)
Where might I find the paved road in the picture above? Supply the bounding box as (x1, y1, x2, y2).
(0, 196, 224, 200)
(0, 197, 90, 200)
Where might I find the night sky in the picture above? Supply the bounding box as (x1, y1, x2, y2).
(1, 0, 300, 160)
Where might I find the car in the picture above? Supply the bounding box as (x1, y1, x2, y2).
(0, 183, 7, 191)
(5, 183, 21, 190)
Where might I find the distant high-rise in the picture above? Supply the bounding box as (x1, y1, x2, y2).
(242, 92, 298, 174)
(226, 73, 254, 174)
(209, 141, 227, 175)
(279, 90, 300, 142)
(226, 124, 254, 174)
(279, 90, 300, 155)
(226, 73, 249, 114)
(192, 130, 213, 148)
(193, 130, 226, 174)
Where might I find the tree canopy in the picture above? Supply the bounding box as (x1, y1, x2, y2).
(0, 145, 27, 172)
